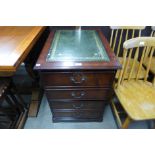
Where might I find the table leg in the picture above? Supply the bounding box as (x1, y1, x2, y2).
(24, 27, 49, 117)
(24, 62, 43, 117)
(28, 82, 43, 117)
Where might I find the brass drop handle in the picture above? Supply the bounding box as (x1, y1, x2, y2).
(72, 103, 84, 109)
(70, 73, 86, 84)
(74, 111, 84, 117)
(71, 91, 85, 99)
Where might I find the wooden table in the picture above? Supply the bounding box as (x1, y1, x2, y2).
(35, 28, 121, 122)
(0, 26, 45, 76)
(0, 26, 46, 127)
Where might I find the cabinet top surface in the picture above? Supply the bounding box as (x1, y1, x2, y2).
(35, 28, 121, 71)
(46, 30, 110, 62)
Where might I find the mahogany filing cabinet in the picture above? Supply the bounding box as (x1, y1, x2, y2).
(34, 28, 120, 122)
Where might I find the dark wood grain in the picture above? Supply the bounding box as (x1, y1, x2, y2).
(49, 100, 105, 111)
(45, 88, 112, 100)
(52, 110, 103, 122)
(41, 71, 115, 88)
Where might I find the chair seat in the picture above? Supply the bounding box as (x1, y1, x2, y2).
(115, 80, 155, 120)
(115, 57, 146, 79)
(143, 57, 155, 74)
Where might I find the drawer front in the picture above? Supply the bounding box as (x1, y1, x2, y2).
(45, 88, 112, 100)
(52, 110, 103, 119)
(49, 100, 105, 110)
(41, 72, 115, 87)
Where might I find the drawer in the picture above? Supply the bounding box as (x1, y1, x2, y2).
(49, 100, 105, 110)
(41, 71, 115, 87)
(45, 88, 113, 100)
(52, 110, 103, 119)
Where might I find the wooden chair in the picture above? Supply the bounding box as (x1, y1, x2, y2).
(0, 78, 27, 129)
(110, 26, 146, 79)
(0, 79, 14, 128)
(111, 37, 155, 129)
(143, 26, 155, 86)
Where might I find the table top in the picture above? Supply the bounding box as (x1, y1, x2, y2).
(35, 28, 121, 71)
(47, 30, 110, 62)
(0, 26, 45, 75)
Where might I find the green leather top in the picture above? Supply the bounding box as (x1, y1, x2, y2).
(47, 30, 110, 62)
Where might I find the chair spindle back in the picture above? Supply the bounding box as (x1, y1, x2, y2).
(117, 37, 155, 86)
(110, 26, 146, 57)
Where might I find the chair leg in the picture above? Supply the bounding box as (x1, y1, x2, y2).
(153, 76, 155, 87)
(111, 100, 122, 128)
(122, 116, 132, 129)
